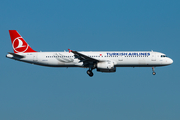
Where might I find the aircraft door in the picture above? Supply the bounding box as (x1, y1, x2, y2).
(118, 56, 123, 61)
(33, 53, 38, 63)
(151, 53, 156, 61)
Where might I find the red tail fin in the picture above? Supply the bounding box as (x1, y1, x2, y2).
(9, 30, 36, 53)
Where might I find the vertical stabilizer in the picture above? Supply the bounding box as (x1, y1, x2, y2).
(9, 30, 36, 53)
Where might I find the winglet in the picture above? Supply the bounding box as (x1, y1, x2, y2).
(68, 49, 72, 53)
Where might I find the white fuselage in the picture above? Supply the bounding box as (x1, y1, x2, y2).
(7, 51, 173, 68)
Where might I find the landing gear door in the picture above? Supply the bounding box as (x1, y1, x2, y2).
(151, 53, 156, 61)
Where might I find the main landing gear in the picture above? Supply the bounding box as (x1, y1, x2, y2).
(87, 69, 94, 77)
(152, 67, 156, 75)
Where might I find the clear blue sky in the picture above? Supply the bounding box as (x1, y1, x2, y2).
(1, 0, 180, 120)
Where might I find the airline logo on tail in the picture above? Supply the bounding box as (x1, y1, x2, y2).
(9, 30, 36, 53)
(13, 37, 28, 53)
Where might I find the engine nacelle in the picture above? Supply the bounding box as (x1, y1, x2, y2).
(96, 61, 116, 72)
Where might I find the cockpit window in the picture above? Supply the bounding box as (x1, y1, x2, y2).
(161, 55, 167, 57)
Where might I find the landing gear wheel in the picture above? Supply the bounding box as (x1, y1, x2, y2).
(152, 72, 156, 75)
(87, 70, 91, 75)
(87, 70, 94, 77)
(89, 72, 93, 77)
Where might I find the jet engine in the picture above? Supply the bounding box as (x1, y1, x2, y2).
(96, 61, 116, 72)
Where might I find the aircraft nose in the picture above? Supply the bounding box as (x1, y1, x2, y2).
(168, 58, 173, 64)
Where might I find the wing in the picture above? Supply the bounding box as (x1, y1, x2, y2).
(68, 49, 100, 64)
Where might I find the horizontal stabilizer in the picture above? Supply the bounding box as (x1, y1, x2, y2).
(7, 52, 25, 58)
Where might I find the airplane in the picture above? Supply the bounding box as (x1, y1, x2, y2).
(6, 30, 173, 77)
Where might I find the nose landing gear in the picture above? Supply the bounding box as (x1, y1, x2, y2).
(152, 67, 156, 75)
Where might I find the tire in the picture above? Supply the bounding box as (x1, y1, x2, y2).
(152, 72, 156, 75)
